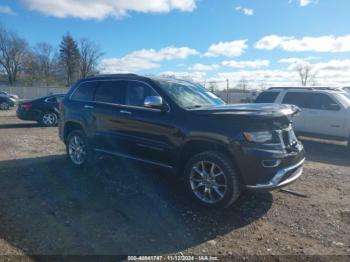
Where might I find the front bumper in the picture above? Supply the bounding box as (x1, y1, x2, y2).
(244, 158, 305, 190)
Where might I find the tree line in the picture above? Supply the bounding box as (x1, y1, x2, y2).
(0, 25, 103, 87)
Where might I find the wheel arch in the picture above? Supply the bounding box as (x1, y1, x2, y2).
(63, 121, 85, 144)
(178, 139, 242, 180)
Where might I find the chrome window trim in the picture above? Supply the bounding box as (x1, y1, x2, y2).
(69, 79, 170, 112)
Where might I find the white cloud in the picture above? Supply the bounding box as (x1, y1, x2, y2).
(255, 35, 350, 53)
(101, 46, 199, 73)
(205, 40, 248, 57)
(188, 63, 218, 71)
(222, 60, 270, 69)
(299, 0, 317, 7)
(0, 5, 16, 15)
(235, 6, 254, 16)
(314, 59, 350, 71)
(209, 58, 350, 89)
(21, 0, 197, 20)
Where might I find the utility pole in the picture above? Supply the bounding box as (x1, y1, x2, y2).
(226, 79, 229, 103)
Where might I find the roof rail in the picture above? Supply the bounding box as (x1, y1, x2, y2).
(86, 73, 140, 78)
(268, 86, 341, 91)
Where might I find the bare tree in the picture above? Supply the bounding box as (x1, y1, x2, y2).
(79, 38, 103, 78)
(237, 78, 248, 92)
(208, 82, 218, 93)
(296, 64, 317, 86)
(33, 42, 57, 86)
(0, 26, 29, 85)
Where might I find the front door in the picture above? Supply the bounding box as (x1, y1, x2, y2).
(304, 93, 346, 138)
(115, 80, 177, 167)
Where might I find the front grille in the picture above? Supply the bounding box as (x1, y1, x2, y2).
(279, 126, 298, 148)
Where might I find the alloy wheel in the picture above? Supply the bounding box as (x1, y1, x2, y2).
(68, 135, 87, 165)
(190, 161, 228, 204)
(0, 102, 9, 110)
(42, 112, 57, 126)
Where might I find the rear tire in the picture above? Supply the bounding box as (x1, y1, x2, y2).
(40, 111, 58, 127)
(184, 151, 241, 209)
(66, 130, 96, 168)
(0, 102, 10, 110)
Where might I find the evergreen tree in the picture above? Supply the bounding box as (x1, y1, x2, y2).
(59, 33, 80, 86)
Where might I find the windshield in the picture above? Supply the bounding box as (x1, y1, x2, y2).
(154, 79, 225, 109)
(339, 92, 350, 106)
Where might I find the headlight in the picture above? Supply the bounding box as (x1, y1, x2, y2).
(243, 131, 274, 143)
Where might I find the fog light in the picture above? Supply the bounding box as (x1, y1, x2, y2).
(262, 160, 281, 168)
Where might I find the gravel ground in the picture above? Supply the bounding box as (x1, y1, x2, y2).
(0, 109, 349, 260)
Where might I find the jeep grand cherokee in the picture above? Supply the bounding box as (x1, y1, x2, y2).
(59, 74, 305, 208)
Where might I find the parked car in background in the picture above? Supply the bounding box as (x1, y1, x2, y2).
(0, 94, 16, 110)
(59, 74, 305, 208)
(17, 94, 65, 126)
(255, 87, 350, 147)
(342, 87, 350, 94)
(0, 91, 19, 101)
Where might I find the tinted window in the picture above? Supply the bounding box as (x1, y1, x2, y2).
(56, 96, 64, 103)
(282, 92, 310, 108)
(46, 97, 57, 103)
(46, 96, 64, 103)
(309, 93, 338, 110)
(255, 92, 279, 103)
(71, 82, 97, 101)
(125, 81, 158, 107)
(94, 80, 126, 104)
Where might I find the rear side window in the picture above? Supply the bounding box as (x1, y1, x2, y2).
(94, 80, 126, 104)
(71, 82, 97, 101)
(125, 81, 158, 107)
(282, 92, 310, 108)
(255, 92, 279, 103)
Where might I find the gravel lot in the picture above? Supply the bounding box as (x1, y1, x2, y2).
(0, 109, 349, 259)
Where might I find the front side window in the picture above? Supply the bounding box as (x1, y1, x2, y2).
(71, 81, 97, 101)
(154, 79, 225, 109)
(94, 80, 126, 104)
(309, 93, 339, 110)
(255, 92, 279, 103)
(125, 81, 158, 107)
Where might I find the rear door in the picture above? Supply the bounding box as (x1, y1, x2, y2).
(281, 92, 308, 132)
(68, 81, 98, 137)
(303, 93, 346, 137)
(91, 80, 127, 151)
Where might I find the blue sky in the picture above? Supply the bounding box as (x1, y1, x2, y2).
(1, 0, 350, 88)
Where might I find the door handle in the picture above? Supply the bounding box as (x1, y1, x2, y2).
(120, 110, 132, 115)
(84, 105, 94, 109)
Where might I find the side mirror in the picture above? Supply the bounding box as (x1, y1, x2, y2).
(326, 103, 340, 111)
(144, 96, 163, 110)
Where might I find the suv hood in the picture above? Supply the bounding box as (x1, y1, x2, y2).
(190, 103, 300, 118)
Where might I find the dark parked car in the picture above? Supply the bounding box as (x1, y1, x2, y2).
(0, 95, 16, 110)
(17, 94, 65, 126)
(59, 74, 305, 208)
(0, 91, 19, 101)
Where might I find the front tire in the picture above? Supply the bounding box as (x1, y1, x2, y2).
(0, 102, 10, 110)
(184, 151, 241, 209)
(40, 111, 58, 127)
(66, 130, 96, 168)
